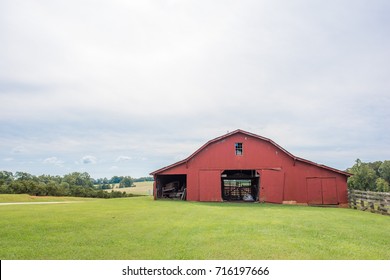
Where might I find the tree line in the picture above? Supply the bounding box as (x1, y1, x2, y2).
(347, 159, 390, 192)
(0, 171, 153, 198)
(94, 175, 153, 189)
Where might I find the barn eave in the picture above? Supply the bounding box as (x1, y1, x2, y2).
(150, 129, 351, 177)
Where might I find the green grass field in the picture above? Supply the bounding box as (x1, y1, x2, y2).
(0, 195, 389, 260)
(0, 194, 95, 203)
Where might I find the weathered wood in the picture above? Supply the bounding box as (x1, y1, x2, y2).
(348, 189, 390, 216)
(181, 188, 186, 200)
(369, 201, 375, 213)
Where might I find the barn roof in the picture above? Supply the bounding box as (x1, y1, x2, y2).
(150, 129, 351, 177)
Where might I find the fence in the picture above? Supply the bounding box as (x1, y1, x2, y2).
(348, 189, 390, 215)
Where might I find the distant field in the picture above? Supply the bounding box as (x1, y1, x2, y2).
(0, 195, 389, 260)
(111, 181, 153, 196)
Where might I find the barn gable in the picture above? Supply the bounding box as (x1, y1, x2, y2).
(150, 129, 350, 205)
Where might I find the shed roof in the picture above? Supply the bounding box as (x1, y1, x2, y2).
(150, 129, 351, 177)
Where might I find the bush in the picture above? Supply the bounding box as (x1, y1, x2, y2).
(375, 178, 390, 192)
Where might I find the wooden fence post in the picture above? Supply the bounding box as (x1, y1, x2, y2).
(348, 189, 390, 216)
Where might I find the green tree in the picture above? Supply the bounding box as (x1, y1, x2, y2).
(110, 176, 122, 184)
(379, 160, 390, 183)
(375, 178, 390, 192)
(0, 184, 11, 194)
(347, 159, 378, 190)
(15, 172, 36, 182)
(134, 176, 154, 182)
(368, 161, 383, 177)
(0, 169, 132, 198)
(119, 176, 134, 188)
(0, 171, 14, 186)
(29, 182, 48, 196)
(63, 172, 93, 188)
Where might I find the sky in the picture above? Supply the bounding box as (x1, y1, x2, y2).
(1, 0, 390, 179)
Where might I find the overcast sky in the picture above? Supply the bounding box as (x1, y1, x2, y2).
(1, 0, 389, 179)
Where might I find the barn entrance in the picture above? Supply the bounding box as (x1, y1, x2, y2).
(221, 170, 260, 201)
(155, 174, 187, 200)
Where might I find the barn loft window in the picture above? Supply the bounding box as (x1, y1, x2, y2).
(235, 142, 243, 155)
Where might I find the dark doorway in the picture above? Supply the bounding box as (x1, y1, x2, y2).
(156, 174, 187, 200)
(221, 170, 260, 201)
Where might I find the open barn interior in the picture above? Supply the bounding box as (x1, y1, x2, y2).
(155, 174, 187, 200)
(221, 170, 259, 201)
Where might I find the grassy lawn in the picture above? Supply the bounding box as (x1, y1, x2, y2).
(0, 195, 389, 260)
(0, 194, 95, 203)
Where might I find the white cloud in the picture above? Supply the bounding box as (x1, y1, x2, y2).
(115, 156, 132, 162)
(43, 157, 64, 166)
(81, 156, 97, 165)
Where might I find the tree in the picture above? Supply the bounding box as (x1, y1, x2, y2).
(347, 159, 377, 190)
(368, 161, 383, 177)
(375, 178, 390, 192)
(0, 171, 14, 186)
(15, 172, 36, 182)
(30, 182, 48, 196)
(58, 182, 71, 196)
(119, 176, 134, 188)
(110, 176, 123, 184)
(379, 160, 390, 183)
(94, 177, 111, 190)
(0, 169, 132, 198)
(63, 172, 93, 188)
(134, 176, 154, 182)
(101, 183, 111, 190)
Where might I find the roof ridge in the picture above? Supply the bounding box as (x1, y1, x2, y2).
(150, 129, 351, 176)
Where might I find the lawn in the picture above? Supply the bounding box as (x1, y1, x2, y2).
(0, 194, 95, 203)
(0, 195, 389, 260)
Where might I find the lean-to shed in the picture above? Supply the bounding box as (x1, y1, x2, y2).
(150, 129, 350, 205)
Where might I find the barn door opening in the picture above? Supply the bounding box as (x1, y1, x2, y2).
(155, 174, 187, 200)
(221, 170, 260, 201)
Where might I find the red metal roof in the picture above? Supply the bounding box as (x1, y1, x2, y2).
(150, 129, 351, 176)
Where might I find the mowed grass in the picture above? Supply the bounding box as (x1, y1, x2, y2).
(0, 195, 389, 260)
(0, 194, 95, 203)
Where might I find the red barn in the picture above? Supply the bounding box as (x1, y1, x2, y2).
(150, 129, 350, 205)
